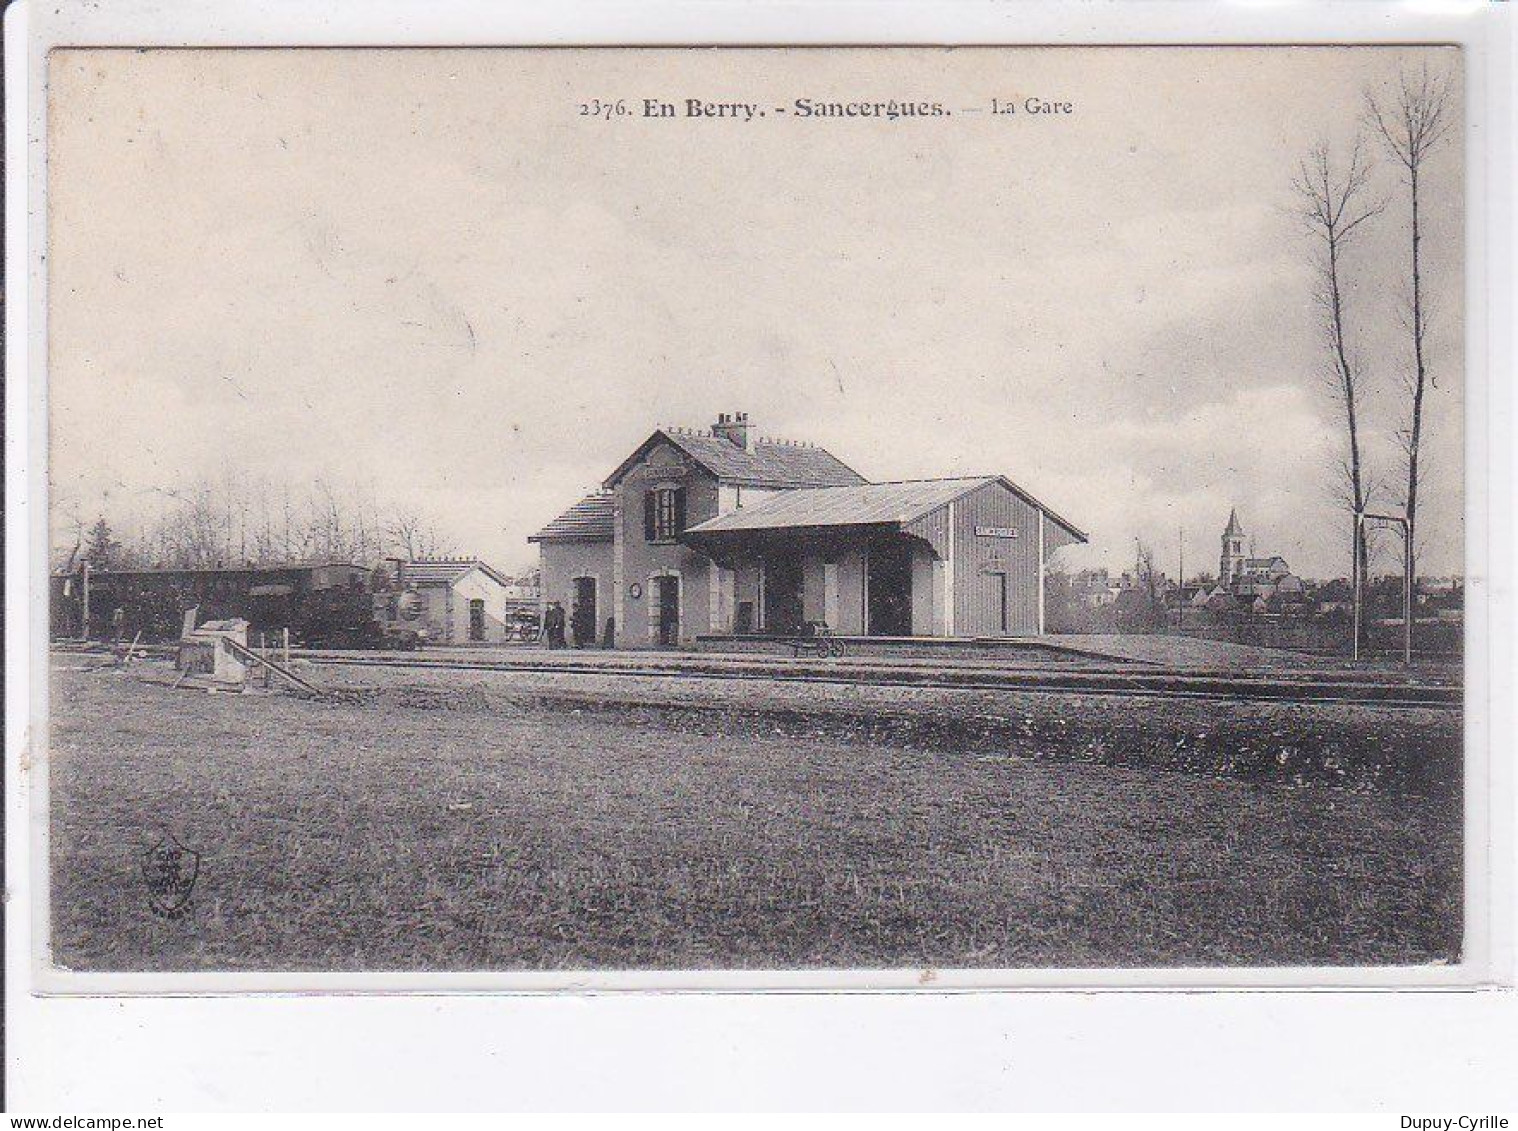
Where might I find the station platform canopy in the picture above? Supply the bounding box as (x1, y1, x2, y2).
(681, 476, 1085, 545)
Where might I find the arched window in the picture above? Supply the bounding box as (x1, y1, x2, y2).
(644, 486, 686, 542)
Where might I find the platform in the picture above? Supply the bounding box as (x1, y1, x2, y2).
(692, 632, 1324, 671)
(692, 633, 1095, 665)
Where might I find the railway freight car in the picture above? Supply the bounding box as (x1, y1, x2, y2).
(49, 561, 423, 649)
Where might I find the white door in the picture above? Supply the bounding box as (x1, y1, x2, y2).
(823, 563, 839, 630)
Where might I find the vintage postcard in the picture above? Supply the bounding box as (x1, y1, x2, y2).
(38, 44, 1474, 985)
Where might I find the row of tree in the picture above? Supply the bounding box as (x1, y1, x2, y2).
(54, 472, 458, 573)
(1294, 64, 1454, 590)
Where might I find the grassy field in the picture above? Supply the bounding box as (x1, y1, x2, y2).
(48, 661, 1461, 971)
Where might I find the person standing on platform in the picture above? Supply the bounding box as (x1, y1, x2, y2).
(543, 601, 566, 649)
(570, 600, 591, 648)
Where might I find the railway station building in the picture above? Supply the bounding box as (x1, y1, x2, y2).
(529, 412, 1086, 648)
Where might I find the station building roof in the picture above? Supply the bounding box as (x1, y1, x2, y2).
(528, 492, 616, 543)
(683, 476, 1087, 541)
(604, 428, 866, 490)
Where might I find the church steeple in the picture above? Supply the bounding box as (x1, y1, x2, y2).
(1220, 509, 1246, 586)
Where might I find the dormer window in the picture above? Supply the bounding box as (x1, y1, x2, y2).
(644, 486, 686, 542)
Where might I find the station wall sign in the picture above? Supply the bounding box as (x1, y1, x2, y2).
(974, 526, 1019, 539)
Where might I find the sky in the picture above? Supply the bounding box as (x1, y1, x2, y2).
(48, 46, 1465, 580)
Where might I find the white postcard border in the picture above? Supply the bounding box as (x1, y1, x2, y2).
(6, 0, 1515, 1111)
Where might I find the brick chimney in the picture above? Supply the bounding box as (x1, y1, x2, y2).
(711, 411, 752, 450)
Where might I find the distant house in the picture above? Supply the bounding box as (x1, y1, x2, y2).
(1065, 568, 1119, 609)
(1416, 576, 1464, 623)
(1274, 573, 1308, 600)
(1417, 577, 1462, 598)
(1113, 583, 1164, 630)
(392, 557, 520, 645)
(1312, 578, 1353, 613)
(1234, 576, 1277, 602)
(1250, 574, 1307, 615)
(1204, 585, 1239, 613)
(1241, 556, 1291, 581)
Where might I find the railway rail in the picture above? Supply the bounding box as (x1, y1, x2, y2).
(52, 642, 1460, 708)
(293, 649, 1459, 710)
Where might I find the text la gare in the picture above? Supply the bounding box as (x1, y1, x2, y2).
(993, 97, 1075, 115)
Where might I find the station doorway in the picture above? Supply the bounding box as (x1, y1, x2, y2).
(866, 540, 914, 636)
(573, 576, 597, 646)
(654, 575, 680, 647)
(762, 555, 804, 635)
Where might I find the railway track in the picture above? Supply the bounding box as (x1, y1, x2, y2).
(52, 642, 1460, 708)
(292, 649, 1461, 709)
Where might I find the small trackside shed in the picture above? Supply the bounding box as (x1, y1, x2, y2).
(681, 476, 1087, 638)
(392, 558, 521, 645)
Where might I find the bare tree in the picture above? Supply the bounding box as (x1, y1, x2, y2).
(150, 483, 239, 568)
(1111, 539, 1168, 633)
(386, 505, 457, 560)
(51, 492, 88, 573)
(247, 475, 283, 563)
(1366, 63, 1455, 582)
(386, 508, 428, 560)
(54, 471, 467, 572)
(1292, 138, 1385, 609)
